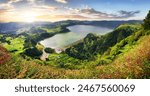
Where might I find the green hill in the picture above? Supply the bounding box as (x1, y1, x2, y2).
(65, 24, 140, 60)
(0, 11, 150, 79)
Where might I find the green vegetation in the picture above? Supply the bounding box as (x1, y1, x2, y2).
(23, 47, 43, 59)
(21, 25, 70, 51)
(143, 10, 150, 30)
(0, 45, 11, 65)
(65, 24, 140, 60)
(44, 48, 55, 53)
(3, 36, 25, 54)
(0, 11, 150, 79)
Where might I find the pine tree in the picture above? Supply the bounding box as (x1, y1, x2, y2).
(143, 10, 150, 29)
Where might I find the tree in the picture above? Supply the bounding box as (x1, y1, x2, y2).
(24, 47, 42, 58)
(143, 10, 150, 29)
(44, 48, 55, 53)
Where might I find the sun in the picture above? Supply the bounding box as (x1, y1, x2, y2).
(23, 11, 37, 23)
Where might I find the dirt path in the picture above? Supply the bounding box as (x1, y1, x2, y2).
(40, 50, 49, 61)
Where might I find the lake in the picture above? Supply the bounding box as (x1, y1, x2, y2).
(40, 25, 113, 49)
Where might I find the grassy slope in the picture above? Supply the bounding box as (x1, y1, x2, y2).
(0, 29, 150, 79)
(96, 35, 150, 78)
(0, 21, 150, 79)
(0, 46, 11, 65)
(65, 24, 140, 60)
(3, 36, 25, 54)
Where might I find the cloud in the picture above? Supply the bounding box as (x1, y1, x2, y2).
(55, 0, 68, 4)
(8, 0, 22, 4)
(117, 10, 140, 18)
(34, 5, 57, 11)
(0, 3, 14, 14)
(0, 3, 15, 22)
(27, 0, 35, 4)
(0, 0, 21, 12)
(36, 7, 141, 22)
(27, 0, 44, 5)
(71, 7, 140, 19)
(0, 9, 10, 14)
(37, 14, 89, 21)
(79, 8, 110, 17)
(54, 15, 89, 19)
(0, 1, 141, 22)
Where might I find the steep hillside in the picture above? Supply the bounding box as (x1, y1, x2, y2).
(0, 34, 149, 79)
(97, 35, 150, 78)
(0, 11, 150, 79)
(65, 24, 140, 60)
(0, 45, 11, 64)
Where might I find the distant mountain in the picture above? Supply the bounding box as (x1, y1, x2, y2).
(80, 20, 143, 28)
(47, 20, 142, 28)
(0, 20, 142, 34)
(0, 22, 51, 34)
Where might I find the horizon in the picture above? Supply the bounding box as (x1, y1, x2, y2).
(0, 0, 149, 22)
(0, 19, 143, 23)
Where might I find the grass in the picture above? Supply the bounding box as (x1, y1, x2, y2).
(3, 36, 25, 54)
(0, 22, 150, 79)
(40, 26, 64, 33)
(1, 34, 149, 79)
(96, 35, 150, 78)
(0, 45, 11, 65)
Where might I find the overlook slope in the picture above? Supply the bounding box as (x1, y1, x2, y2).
(0, 11, 150, 79)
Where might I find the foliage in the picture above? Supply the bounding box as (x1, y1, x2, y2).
(44, 48, 55, 53)
(23, 47, 43, 58)
(97, 36, 150, 78)
(0, 11, 150, 79)
(22, 26, 70, 49)
(36, 43, 44, 51)
(65, 24, 139, 60)
(3, 36, 25, 54)
(0, 46, 11, 64)
(1, 35, 150, 79)
(143, 10, 150, 30)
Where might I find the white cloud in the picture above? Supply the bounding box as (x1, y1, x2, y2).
(55, 0, 68, 4)
(67, 6, 140, 20)
(8, 0, 22, 4)
(0, 0, 21, 10)
(33, 5, 57, 11)
(27, 0, 35, 4)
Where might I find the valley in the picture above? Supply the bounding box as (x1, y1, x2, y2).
(0, 15, 150, 79)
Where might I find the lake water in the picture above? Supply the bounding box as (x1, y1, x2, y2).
(40, 25, 113, 49)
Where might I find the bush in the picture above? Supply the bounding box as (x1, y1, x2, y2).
(143, 10, 150, 30)
(23, 47, 43, 58)
(44, 48, 55, 53)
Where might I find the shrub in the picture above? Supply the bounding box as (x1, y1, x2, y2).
(44, 48, 55, 53)
(23, 47, 43, 58)
(143, 10, 150, 30)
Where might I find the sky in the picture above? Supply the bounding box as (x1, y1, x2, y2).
(0, 0, 150, 22)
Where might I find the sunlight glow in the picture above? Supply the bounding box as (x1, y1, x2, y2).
(22, 11, 38, 23)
